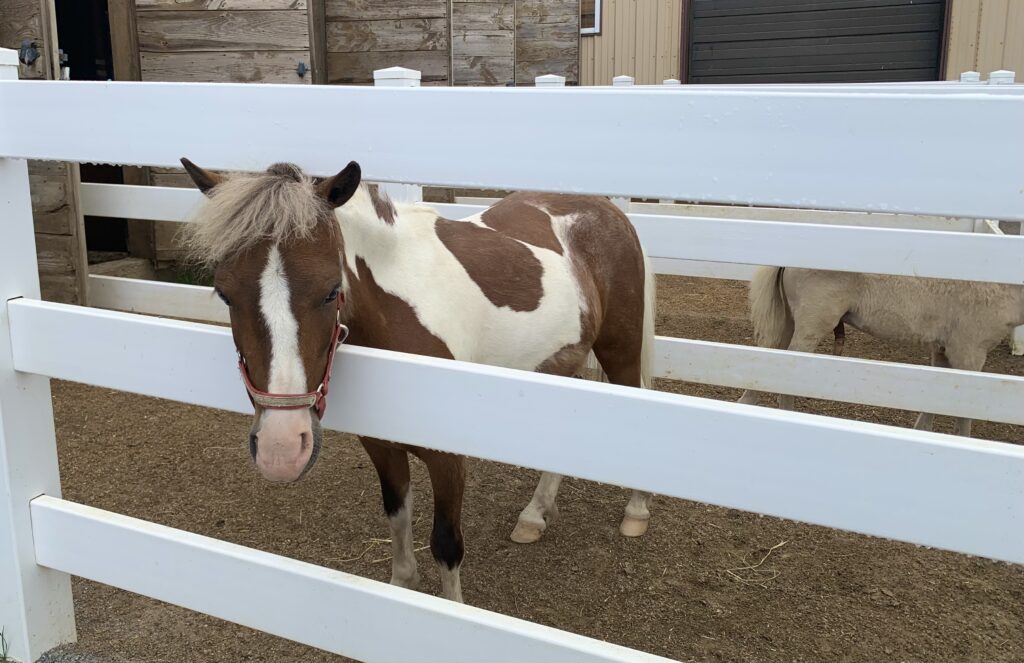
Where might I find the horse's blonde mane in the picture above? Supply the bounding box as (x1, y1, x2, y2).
(181, 164, 331, 267)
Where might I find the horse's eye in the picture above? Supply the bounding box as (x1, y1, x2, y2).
(323, 286, 341, 305)
(215, 288, 231, 306)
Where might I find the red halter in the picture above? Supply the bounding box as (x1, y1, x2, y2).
(236, 297, 349, 420)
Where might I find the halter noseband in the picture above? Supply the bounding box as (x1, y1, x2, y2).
(236, 297, 349, 420)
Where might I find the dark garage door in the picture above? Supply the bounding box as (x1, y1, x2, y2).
(687, 0, 947, 83)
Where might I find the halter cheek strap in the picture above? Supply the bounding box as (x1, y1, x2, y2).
(237, 297, 349, 420)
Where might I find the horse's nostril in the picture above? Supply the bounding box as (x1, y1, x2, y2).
(249, 433, 258, 460)
(300, 432, 311, 452)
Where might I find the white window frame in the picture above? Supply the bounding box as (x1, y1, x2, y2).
(581, 0, 601, 35)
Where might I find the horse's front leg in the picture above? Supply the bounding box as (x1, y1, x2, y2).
(417, 449, 466, 602)
(360, 437, 419, 590)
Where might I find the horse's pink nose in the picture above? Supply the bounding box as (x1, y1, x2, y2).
(252, 411, 314, 483)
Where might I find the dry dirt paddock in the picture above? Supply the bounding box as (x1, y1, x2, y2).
(45, 275, 1024, 663)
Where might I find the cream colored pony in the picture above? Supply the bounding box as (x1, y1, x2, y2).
(739, 266, 1024, 437)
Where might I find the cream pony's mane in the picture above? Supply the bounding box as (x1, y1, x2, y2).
(182, 163, 334, 267)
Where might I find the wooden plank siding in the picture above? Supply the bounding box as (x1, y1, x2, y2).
(133, 0, 315, 262)
(687, 0, 946, 83)
(515, 0, 580, 84)
(580, 0, 682, 85)
(452, 1, 514, 86)
(944, 0, 1024, 79)
(1, 0, 90, 305)
(325, 0, 449, 84)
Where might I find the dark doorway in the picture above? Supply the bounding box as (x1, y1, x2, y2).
(55, 0, 128, 255)
(686, 0, 948, 84)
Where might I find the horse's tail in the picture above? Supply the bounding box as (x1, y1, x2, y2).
(749, 266, 791, 349)
(640, 249, 657, 389)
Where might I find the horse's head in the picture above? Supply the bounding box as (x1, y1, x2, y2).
(180, 158, 362, 482)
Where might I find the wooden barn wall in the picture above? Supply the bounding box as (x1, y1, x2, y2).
(516, 0, 579, 84)
(325, 0, 451, 85)
(580, 0, 682, 85)
(1, 0, 90, 304)
(944, 0, 1024, 79)
(452, 1, 513, 85)
(127, 0, 317, 263)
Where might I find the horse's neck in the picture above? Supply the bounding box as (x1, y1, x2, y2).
(336, 184, 441, 337)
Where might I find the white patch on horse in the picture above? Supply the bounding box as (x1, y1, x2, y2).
(388, 491, 419, 590)
(336, 187, 585, 370)
(259, 245, 307, 394)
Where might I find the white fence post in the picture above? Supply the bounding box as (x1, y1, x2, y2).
(988, 70, 1016, 85)
(960, 71, 981, 82)
(535, 74, 566, 88)
(662, 78, 681, 86)
(0, 48, 77, 662)
(373, 67, 424, 204)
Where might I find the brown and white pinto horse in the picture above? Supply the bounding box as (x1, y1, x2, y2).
(180, 159, 656, 602)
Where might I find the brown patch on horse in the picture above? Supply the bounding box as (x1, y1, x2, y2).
(366, 183, 397, 225)
(480, 195, 563, 255)
(554, 193, 647, 388)
(434, 218, 544, 313)
(344, 257, 454, 359)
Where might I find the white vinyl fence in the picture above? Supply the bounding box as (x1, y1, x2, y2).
(2, 51, 1024, 663)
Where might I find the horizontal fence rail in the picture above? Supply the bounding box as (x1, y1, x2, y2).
(79, 183, 1024, 284)
(4, 80, 1024, 219)
(31, 496, 669, 663)
(85, 275, 1024, 428)
(9, 299, 1024, 564)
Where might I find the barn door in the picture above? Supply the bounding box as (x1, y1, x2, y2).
(687, 0, 948, 83)
(0, 0, 90, 304)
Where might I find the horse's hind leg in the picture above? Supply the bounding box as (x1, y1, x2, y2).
(360, 437, 418, 590)
(913, 348, 949, 431)
(944, 345, 987, 438)
(511, 472, 563, 544)
(776, 311, 845, 410)
(592, 341, 653, 538)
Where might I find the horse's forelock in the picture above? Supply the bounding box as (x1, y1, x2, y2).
(182, 168, 333, 268)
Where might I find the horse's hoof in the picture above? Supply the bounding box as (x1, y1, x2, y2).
(619, 516, 649, 537)
(510, 521, 544, 544)
(390, 572, 420, 591)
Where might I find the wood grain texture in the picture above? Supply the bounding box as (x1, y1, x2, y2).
(109, 0, 142, 80)
(0, 0, 50, 79)
(137, 10, 309, 51)
(453, 2, 514, 30)
(307, 0, 327, 82)
(515, 0, 579, 84)
(325, 0, 447, 21)
(141, 51, 311, 82)
(453, 31, 514, 58)
(452, 56, 514, 85)
(326, 17, 448, 52)
(326, 49, 448, 83)
(137, 0, 307, 9)
(40, 274, 80, 304)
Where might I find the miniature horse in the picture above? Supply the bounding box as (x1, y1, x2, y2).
(180, 159, 656, 602)
(739, 266, 1024, 437)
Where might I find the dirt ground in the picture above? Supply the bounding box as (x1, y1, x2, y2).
(44, 275, 1024, 663)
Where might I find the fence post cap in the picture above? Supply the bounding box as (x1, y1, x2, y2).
(959, 71, 981, 82)
(535, 74, 566, 87)
(988, 70, 1016, 85)
(662, 78, 681, 86)
(0, 47, 18, 68)
(373, 67, 421, 86)
(612, 75, 635, 86)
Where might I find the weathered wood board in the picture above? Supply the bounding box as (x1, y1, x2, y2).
(141, 51, 311, 83)
(137, 10, 310, 52)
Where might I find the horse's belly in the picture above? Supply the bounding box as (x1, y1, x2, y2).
(459, 297, 587, 371)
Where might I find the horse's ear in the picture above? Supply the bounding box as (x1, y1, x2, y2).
(180, 158, 224, 196)
(316, 161, 361, 209)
